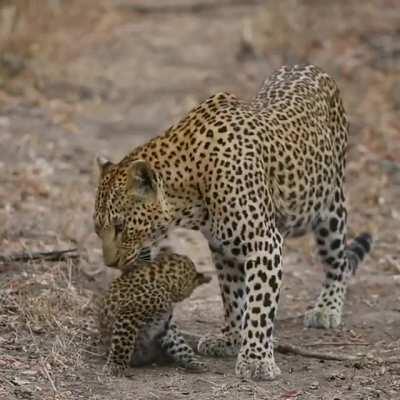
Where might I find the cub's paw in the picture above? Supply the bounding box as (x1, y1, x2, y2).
(304, 307, 342, 329)
(182, 358, 208, 372)
(102, 361, 126, 377)
(197, 334, 239, 358)
(235, 352, 281, 381)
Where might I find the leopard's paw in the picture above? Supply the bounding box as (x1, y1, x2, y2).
(102, 361, 126, 377)
(197, 334, 239, 358)
(304, 307, 342, 329)
(235, 352, 281, 381)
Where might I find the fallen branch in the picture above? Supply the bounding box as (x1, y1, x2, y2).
(277, 314, 304, 322)
(275, 343, 360, 362)
(0, 248, 79, 263)
(303, 341, 369, 347)
(180, 331, 361, 362)
(119, 0, 263, 15)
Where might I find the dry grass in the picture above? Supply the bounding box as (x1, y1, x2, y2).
(0, 259, 99, 375)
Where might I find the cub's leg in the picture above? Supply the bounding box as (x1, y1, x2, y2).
(104, 294, 172, 375)
(160, 321, 206, 370)
(197, 250, 243, 357)
(104, 309, 140, 376)
(305, 194, 372, 329)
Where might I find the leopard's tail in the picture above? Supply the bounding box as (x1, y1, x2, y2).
(346, 232, 373, 275)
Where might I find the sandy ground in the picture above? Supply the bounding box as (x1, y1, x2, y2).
(0, 1, 400, 399)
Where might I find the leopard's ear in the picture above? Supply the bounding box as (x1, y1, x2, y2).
(126, 160, 157, 201)
(96, 155, 114, 178)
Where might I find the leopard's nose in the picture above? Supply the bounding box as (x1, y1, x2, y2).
(104, 259, 118, 267)
(102, 247, 119, 267)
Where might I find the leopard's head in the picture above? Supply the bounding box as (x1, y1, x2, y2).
(94, 156, 173, 270)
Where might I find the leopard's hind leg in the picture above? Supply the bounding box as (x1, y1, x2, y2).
(305, 191, 372, 329)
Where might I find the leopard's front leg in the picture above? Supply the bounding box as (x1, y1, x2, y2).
(198, 166, 283, 380)
(235, 228, 283, 380)
(198, 226, 283, 380)
(197, 250, 243, 357)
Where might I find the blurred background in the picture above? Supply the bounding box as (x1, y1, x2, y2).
(0, 1, 399, 399)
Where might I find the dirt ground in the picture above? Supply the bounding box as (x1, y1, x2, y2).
(0, 1, 400, 399)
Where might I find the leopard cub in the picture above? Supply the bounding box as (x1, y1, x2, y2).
(97, 248, 210, 376)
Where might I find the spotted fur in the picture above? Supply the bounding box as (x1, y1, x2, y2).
(94, 65, 373, 380)
(98, 249, 210, 375)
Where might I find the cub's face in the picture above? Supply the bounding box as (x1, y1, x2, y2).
(94, 157, 171, 270)
(184, 271, 212, 299)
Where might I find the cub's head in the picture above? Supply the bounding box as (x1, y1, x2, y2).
(94, 156, 172, 270)
(181, 268, 212, 300)
(155, 252, 212, 301)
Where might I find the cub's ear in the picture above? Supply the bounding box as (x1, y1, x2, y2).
(126, 160, 157, 201)
(96, 155, 114, 178)
(197, 273, 212, 285)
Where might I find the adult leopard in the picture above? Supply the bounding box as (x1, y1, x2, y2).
(94, 64, 372, 380)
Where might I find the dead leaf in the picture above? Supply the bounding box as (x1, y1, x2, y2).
(12, 376, 31, 386)
(281, 390, 303, 399)
(385, 255, 400, 274)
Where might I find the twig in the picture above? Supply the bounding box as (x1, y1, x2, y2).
(303, 341, 369, 347)
(180, 331, 361, 362)
(0, 248, 79, 263)
(377, 356, 400, 365)
(277, 314, 304, 322)
(41, 363, 58, 393)
(275, 343, 360, 362)
(119, 0, 263, 15)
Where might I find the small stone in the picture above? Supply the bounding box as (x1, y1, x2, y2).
(308, 381, 319, 390)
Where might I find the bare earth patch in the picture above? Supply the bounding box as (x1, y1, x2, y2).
(0, 1, 399, 399)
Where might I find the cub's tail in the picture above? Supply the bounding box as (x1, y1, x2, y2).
(346, 232, 373, 275)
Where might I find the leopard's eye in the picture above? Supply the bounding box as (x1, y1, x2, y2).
(114, 223, 124, 235)
(111, 217, 125, 235)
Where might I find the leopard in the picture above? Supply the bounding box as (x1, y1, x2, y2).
(94, 64, 373, 381)
(97, 247, 211, 376)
